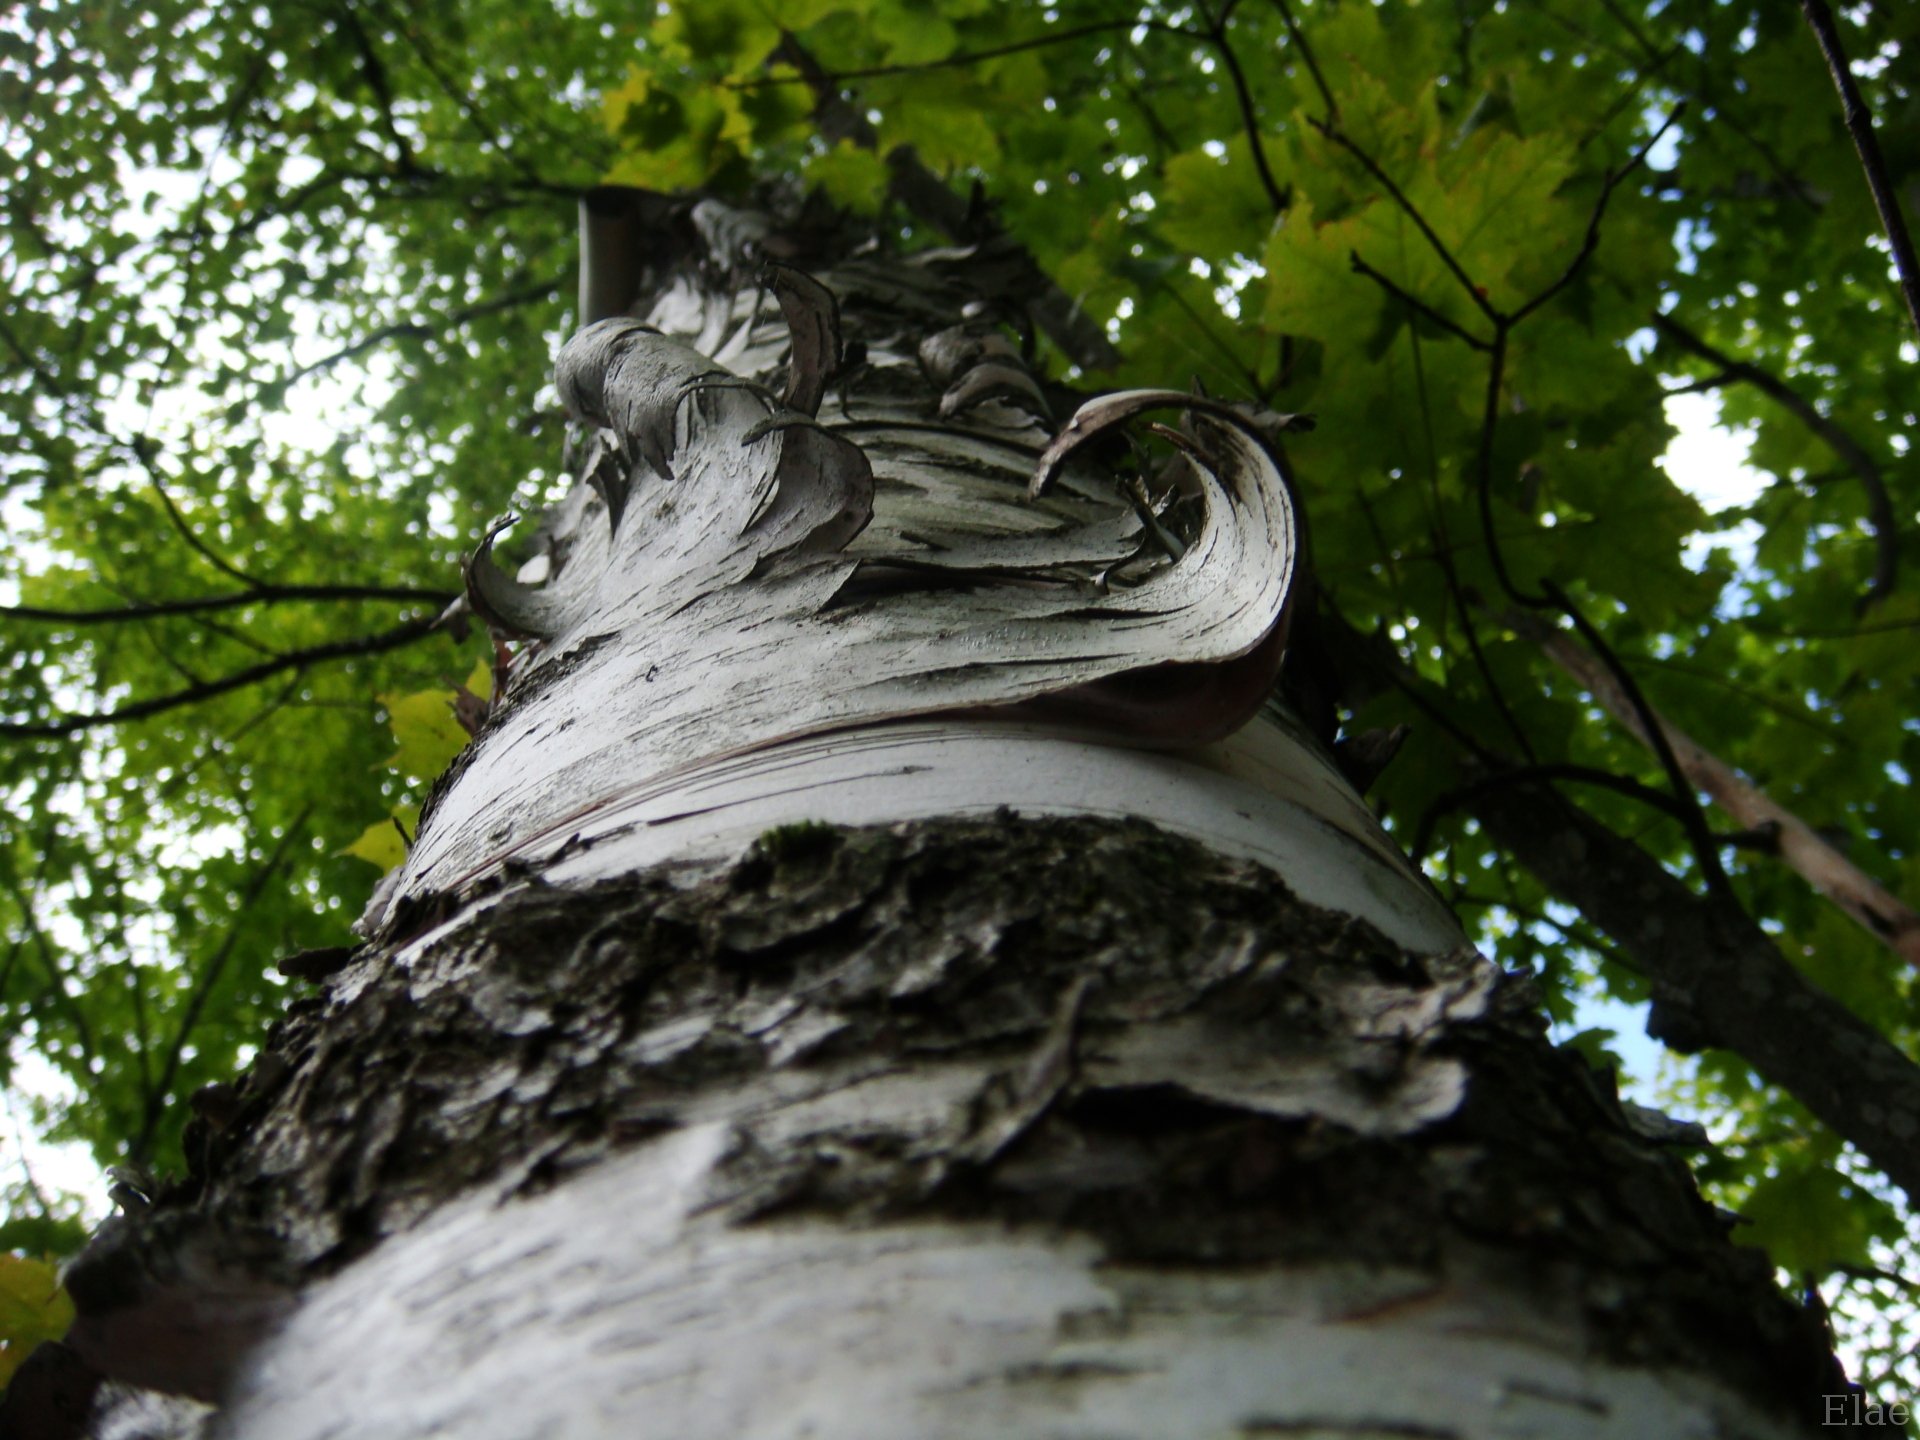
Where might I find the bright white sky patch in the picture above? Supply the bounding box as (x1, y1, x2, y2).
(1661, 391, 1766, 572)
(1661, 391, 1764, 511)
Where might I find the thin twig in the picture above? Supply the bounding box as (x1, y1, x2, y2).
(1539, 579, 1732, 895)
(130, 811, 312, 1163)
(1310, 117, 1502, 325)
(1405, 316, 1535, 760)
(1268, 0, 1337, 122)
(1510, 104, 1682, 327)
(0, 869, 98, 1067)
(1519, 605, 1920, 965)
(1411, 760, 1719, 861)
(138, 444, 264, 590)
(1348, 251, 1494, 350)
(268, 278, 560, 391)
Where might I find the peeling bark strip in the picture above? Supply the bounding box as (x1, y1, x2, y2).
(404, 196, 1302, 906)
(67, 817, 1834, 1437)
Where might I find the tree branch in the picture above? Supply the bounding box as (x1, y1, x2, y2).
(2, 583, 454, 625)
(1267, 0, 1337, 123)
(1347, 251, 1493, 350)
(1514, 607, 1920, 968)
(0, 613, 441, 740)
(1309, 117, 1502, 325)
(135, 440, 265, 589)
(270, 278, 562, 392)
(1653, 310, 1897, 609)
(1468, 772, 1920, 1207)
(1410, 759, 1711, 861)
(1509, 104, 1681, 327)
(1797, 0, 1920, 335)
(1209, 16, 1286, 213)
(1323, 611, 1920, 1205)
(727, 19, 1147, 88)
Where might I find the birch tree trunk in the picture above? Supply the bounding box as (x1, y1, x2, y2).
(30, 192, 1843, 1440)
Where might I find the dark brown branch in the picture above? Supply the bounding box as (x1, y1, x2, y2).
(271, 278, 561, 391)
(1468, 772, 1920, 1206)
(2, 583, 456, 625)
(1402, 320, 1534, 761)
(1348, 251, 1493, 351)
(1310, 117, 1502, 325)
(727, 19, 1146, 88)
(1267, 0, 1337, 122)
(1160, 282, 1267, 394)
(1797, 0, 1920, 335)
(329, 0, 420, 175)
(0, 613, 441, 739)
(1509, 105, 1681, 327)
(1653, 310, 1897, 609)
(1539, 579, 1733, 896)
(1743, 614, 1920, 640)
(0, 868, 98, 1068)
(137, 444, 264, 589)
(1411, 760, 1710, 861)
(1210, 18, 1287, 213)
(1324, 608, 1920, 1205)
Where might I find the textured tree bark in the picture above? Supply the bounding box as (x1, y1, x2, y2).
(28, 193, 1844, 1439)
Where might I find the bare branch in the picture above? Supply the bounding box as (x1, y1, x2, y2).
(1539, 579, 1733, 895)
(1798, 0, 1920, 335)
(1516, 608, 1920, 967)
(270, 278, 562, 392)
(1509, 104, 1682, 327)
(1469, 770, 1920, 1206)
(0, 868, 98, 1068)
(1267, 0, 1337, 123)
(0, 613, 442, 740)
(1411, 760, 1712, 862)
(726, 19, 1147, 89)
(1348, 251, 1494, 351)
(1324, 607, 1920, 1205)
(2, 583, 453, 625)
(1209, 17, 1286, 213)
(1309, 118, 1502, 326)
(134, 440, 264, 589)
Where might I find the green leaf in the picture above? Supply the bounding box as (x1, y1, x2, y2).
(802, 141, 892, 214)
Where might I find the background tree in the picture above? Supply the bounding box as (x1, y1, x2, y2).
(1, 0, 1916, 1402)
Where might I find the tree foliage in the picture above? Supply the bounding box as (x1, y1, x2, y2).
(2, 0, 1916, 1397)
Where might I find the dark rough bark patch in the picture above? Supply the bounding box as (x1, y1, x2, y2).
(70, 813, 1837, 1425)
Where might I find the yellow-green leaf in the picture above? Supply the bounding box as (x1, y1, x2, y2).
(379, 689, 467, 783)
(0, 1255, 74, 1390)
(342, 804, 420, 874)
